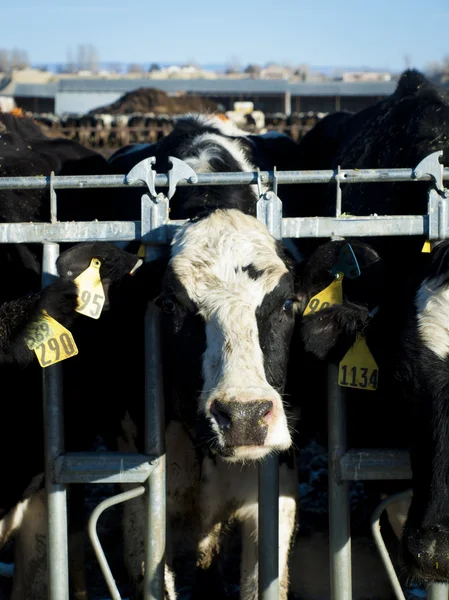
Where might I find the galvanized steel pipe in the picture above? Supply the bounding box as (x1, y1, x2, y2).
(42, 242, 70, 600)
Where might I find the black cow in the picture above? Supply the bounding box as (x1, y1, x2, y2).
(294, 69, 449, 270)
(104, 113, 303, 599)
(0, 113, 147, 598)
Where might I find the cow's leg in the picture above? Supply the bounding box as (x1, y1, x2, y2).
(11, 488, 47, 600)
(191, 456, 229, 600)
(119, 418, 200, 599)
(238, 461, 298, 600)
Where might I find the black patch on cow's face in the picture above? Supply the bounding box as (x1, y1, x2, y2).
(242, 264, 265, 280)
(256, 272, 296, 392)
(159, 266, 205, 431)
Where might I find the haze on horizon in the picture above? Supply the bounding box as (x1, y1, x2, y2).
(2, 0, 449, 73)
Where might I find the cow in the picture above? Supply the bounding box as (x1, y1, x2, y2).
(0, 241, 142, 600)
(393, 239, 449, 583)
(103, 113, 304, 599)
(0, 112, 149, 598)
(294, 68, 449, 269)
(291, 69, 449, 588)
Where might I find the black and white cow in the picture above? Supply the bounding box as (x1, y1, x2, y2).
(104, 114, 302, 599)
(394, 239, 449, 583)
(291, 69, 449, 587)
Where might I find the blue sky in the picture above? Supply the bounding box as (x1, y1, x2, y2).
(3, 0, 449, 72)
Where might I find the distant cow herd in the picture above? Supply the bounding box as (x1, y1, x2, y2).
(29, 109, 326, 150)
(1, 68, 449, 599)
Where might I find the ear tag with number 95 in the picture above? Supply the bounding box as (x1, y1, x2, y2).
(74, 258, 105, 319)
(338, 333, 379, 391)
(303, 272, 344, 316)
(25, 310, 79, 368)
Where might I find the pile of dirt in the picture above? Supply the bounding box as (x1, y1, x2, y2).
(88, 87, 218, 115)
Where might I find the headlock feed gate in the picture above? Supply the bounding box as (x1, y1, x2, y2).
(1, 149, 449, 600)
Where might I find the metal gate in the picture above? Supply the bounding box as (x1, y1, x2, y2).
(0, 149, 448, 600)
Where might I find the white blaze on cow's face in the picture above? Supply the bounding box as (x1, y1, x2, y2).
(170, 208, 294, 461)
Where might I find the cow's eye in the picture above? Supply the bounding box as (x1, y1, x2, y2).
(283, 298, 295, 312)
(162, 297, 176, 314)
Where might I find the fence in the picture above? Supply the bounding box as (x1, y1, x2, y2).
(1, 151, 449, 600)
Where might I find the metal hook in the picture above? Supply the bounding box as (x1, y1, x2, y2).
(414, 150, 445, 194)
(167, 156, 198, 200)
(126, 156, 157, 199)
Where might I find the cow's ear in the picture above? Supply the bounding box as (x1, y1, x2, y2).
(428, 239, 449, 279)
(299, 303, 371, 360)
(56, 242, 147, 311)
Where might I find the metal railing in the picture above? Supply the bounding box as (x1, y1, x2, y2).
(1, 150, 449, 600)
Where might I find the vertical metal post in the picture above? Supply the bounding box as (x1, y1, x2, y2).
(428, 584, 449, 600)
(142, 190, 167, 600)
(257, 186, 283, 599)
(42, 242, 70, 600)
(328, 362, 352, 600)
(143, 300, 166, 600)
(258, 455, 280, 600)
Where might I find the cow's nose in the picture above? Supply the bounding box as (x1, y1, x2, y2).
(402, 525, 449, 580)
(209, 399, 273, 446)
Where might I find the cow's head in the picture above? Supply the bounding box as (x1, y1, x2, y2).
(159, 208, 297, 461)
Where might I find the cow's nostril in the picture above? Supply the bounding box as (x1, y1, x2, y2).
(263, 409, 273, 423)
(210, 401, 232, 430)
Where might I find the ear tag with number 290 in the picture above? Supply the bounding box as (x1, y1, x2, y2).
(338, 333, 379, 391)
(303, 272, 343, 315)
(25, 310, 78, 368)
(74, 258, 105, 319)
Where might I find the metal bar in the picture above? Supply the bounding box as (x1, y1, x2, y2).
(328, 363, 352, 600)
(281, 215, 426, 239)
(258, 454, 280, 600)
(54, 452, 157, 484)
(0, 215, 429, 244)
(256, 186, 282, 600)
(144, 289, 166, 599)
(339, 449, 412, 480)
(370, 489, 412, 600)
(88, 485, 146, 600)
(42, 242, 69, 600)
(428, 584, 449, 600)
(0, 221, 140, 244)
(1, 167, 449, 190)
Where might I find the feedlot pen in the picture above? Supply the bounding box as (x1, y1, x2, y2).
(1, 151, 449, 600)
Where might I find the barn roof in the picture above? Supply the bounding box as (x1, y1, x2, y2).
(0, 76, 401, 99)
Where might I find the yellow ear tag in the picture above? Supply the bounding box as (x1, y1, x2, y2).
(303, 272, 344, 316)
(338, 333, 379, 391)
(25, 311, 78, 368)
(422, 240, 431, 253)
(74, 258, 105, 319)
(138, 244, 146, 259)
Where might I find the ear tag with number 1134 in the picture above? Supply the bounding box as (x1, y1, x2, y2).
(25, 310, 78, 368)
(74, 258, 105, 319)
(338, 333, 379, 391)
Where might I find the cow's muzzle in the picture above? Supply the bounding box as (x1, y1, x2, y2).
(209, 399, 273, 447)
(402, 525, 449, 582)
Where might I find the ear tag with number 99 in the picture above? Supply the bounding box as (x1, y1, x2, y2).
(303, 272, 343, 316)
(338, 333, 379, 391)
(74, 258, 105, 319)
(26, 311, 79, 368)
